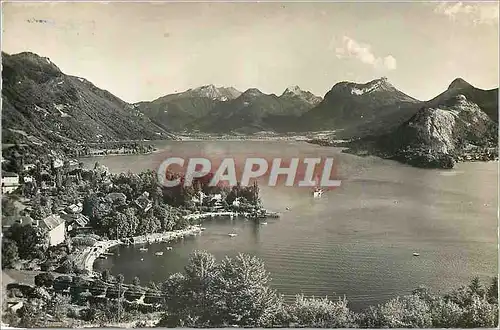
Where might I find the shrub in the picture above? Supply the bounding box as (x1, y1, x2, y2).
(34, 272, 55, 288)
(286, 295, 355, 328)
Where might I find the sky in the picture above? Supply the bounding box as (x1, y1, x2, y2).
(2, 1, 499, 103)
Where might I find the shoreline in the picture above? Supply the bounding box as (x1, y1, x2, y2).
(183, 210, 279, 221)
(77, 150, 156, 158)
(74, 211, 279, 275)
(73, 226, 202, 275)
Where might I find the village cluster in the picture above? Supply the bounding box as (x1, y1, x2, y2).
(1, 143, 277, 324)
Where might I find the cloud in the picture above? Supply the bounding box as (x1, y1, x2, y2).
(433, 2, 499, 25)
(335, 36, 397, 71)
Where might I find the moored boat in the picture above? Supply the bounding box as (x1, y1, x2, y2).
(313, 187, 324, 198)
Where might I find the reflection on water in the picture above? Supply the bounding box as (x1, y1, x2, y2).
(89, 141, 498, 311)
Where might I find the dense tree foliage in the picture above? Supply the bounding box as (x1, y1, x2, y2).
(2, 238, 19, 268)
(2, 197, 19, 217)
(34, 273, 55, 288)
(156, 252, 498, 328)
(3, 223, 46, 259)
(3, 251, 497, 328)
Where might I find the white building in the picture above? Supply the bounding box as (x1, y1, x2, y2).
(2, 172, 19, 194)
(211, 194, 222, 202)
(232, 197, 242, 207)
(40, 215, 66, 246)
(53, 158, 64, 169)
(23, 164, 36, 171)
(23, 175, 34, 183)
(191, 191, 206, 205)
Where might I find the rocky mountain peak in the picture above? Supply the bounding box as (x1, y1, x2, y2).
(283, 85, 302, 95)
(348, 77, 394, 96)
(242, 88, 263, 97)
(448, 78, 473, 90)
(184, 85, 241, 101)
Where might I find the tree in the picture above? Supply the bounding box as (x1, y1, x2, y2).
(17, 298, 47, 328)
(212, 253, 281, 326)
(30, 202, 49, 221)
(159, 273, 189, 327)
(34, 272, 55, 288)
(486, 276, 498, 304)
(4, 223, 45, 259)
(82, 193, 100, 220)
(123, 208, 140, 236)
(2, 238, 19, 268)
(46, 294, 71, 321)
(101, 269, 111, 283)
(429, 297, 463, 328)
(2, 197, 19, 217)
(70, 276, 91, 304)
(116, 273, 125, 285)
(101, 211, 131, 239)
(461, 294, 498, 327)
(358, 295, 432, 328)
(286, 295, 354, 328)
(468, 277, 485, 297)
(136, 215, 161, 236)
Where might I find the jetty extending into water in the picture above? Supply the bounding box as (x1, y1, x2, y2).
(124, 225, 202, 245)
(183, 210, 280, 221)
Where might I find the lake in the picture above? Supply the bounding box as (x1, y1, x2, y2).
(85, 140, 498, 311)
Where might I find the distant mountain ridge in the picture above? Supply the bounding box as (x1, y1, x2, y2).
(2, 51, 175, 144)
(296, 77, 421, 136)
(134, 85, 243, 132)
(138, 85, 323, 133)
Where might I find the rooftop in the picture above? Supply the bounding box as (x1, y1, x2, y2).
(2, 172, 19, 178)
(40, 215, 65, 231)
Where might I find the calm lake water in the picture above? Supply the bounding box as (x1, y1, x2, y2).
(86, 141, 498, 311)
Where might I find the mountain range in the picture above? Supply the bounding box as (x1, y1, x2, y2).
(136, 84, 323, 134)
(136, 75, 498, 139)
(2, 51, 498, 169)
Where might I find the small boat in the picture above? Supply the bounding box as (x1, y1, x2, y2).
(313, 187, 323, 198)
(413, 252, 420, 257)
(139, 247, 148, 252)
(155, 251, 164, 256)
(260, 222, 268, 225)
(228, 233, 238, 237)
(166, 246, 173, 251)
(200, 227, 207, 231)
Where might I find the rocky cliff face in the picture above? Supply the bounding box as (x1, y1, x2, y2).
(400, 95, 494, 153)
(343, 94, 498, 168)
(427, 78, 498, 122)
